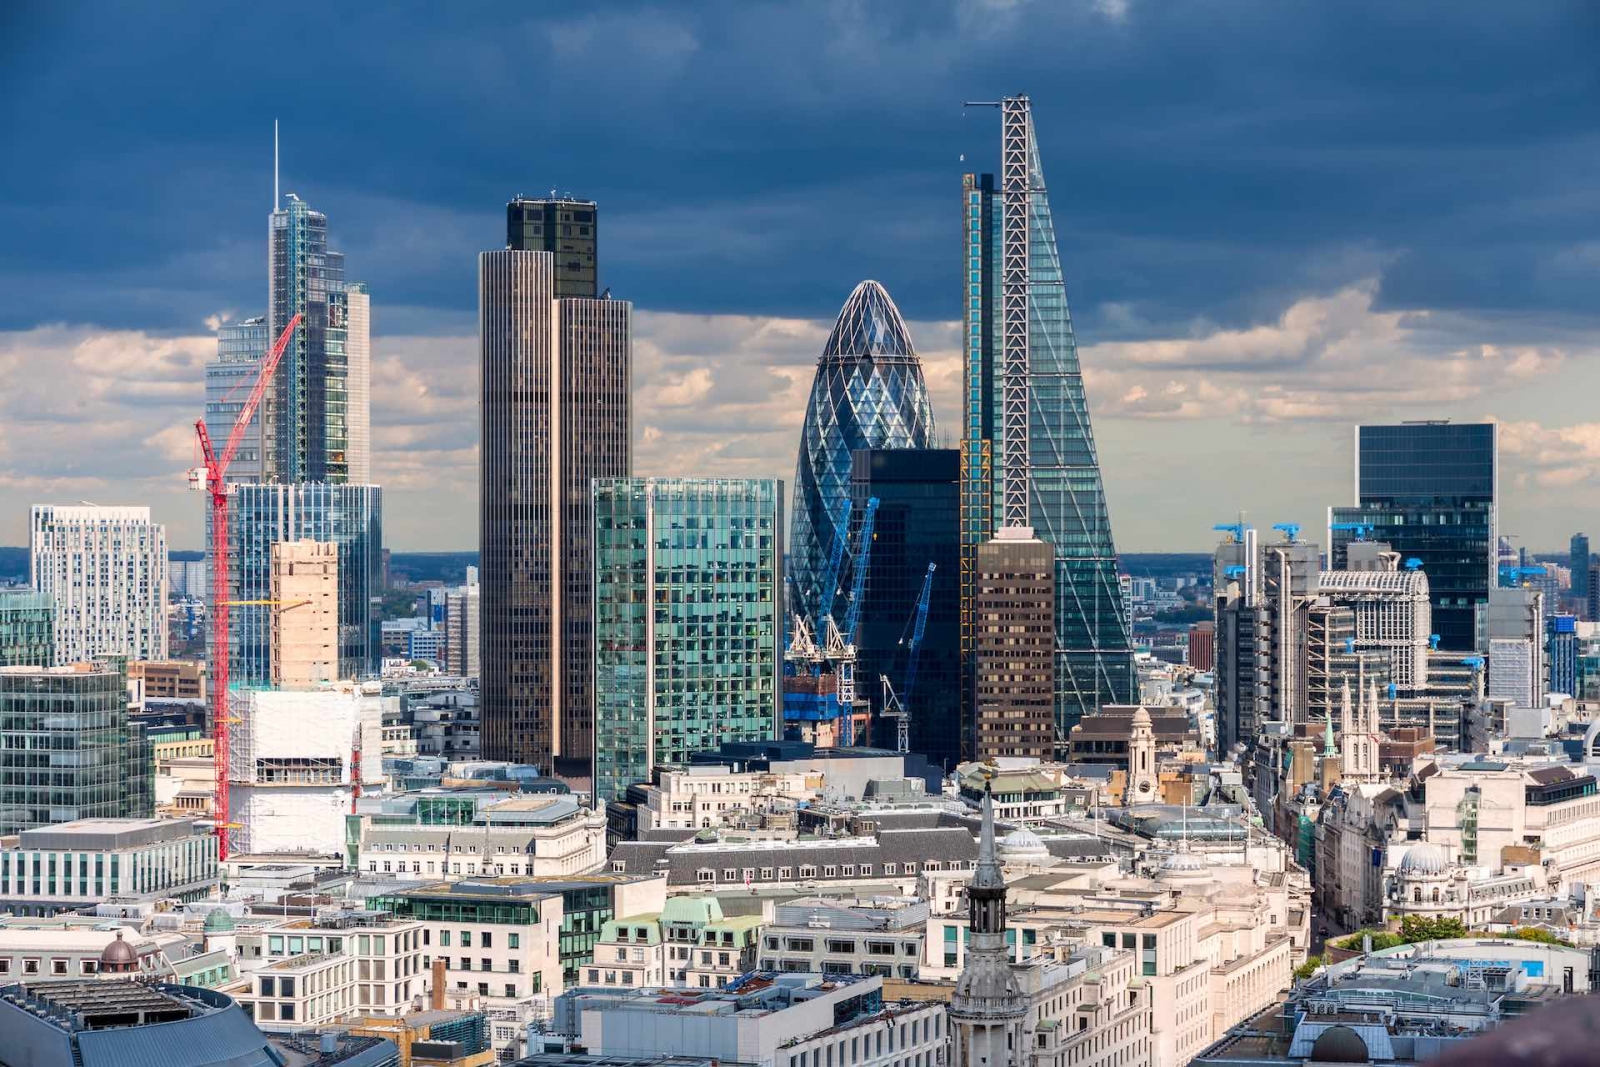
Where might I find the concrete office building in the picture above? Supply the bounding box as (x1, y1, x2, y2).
(345, 282, 372, 484)
(226, 482, 382, 687)
(0, 590, 53, 668)
(204, 317, 270, 485)
(1330, 422, 1497, 651)
(592, 478, 783, 806)
(0, 818, 218, 916)
(480, 235, 631, 772)
(0, 665, 153, 834)
(974, 529, 1055, 759)
(126, 660, 206, 702)
(1481, 587, 1546, 710)
(269, 540, 339, 688)
(445, 573, 480, 679)
(30, 505, 167, 664)
(1572, 533, 1590, 619)
(850, 449, 960, 765)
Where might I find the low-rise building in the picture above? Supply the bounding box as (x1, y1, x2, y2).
(632, 765, 815, 833)
(353, 793, 606, 881)
(0, 920, 178, 982)
(0, 818, 218, 917)
(547, 973, 947, 1067)
(127, 659, 206, 701)
(1194, 937, 1594, 1065)
(758, 897, 925, 979)
(0, 979, 308, 1067)
(238, 950, 357, 1031)
(231, 910, 428, 1015)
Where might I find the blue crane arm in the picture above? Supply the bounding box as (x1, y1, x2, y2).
(842, 497, 880, 642)
(902, 563, 935, 705)
(816, 497, 853, 625)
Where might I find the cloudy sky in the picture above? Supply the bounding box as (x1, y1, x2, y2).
(3, 1, 1599, 552)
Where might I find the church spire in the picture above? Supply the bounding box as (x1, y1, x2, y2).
(974, 782, 1005, 891)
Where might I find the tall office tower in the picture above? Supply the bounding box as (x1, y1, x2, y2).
(591, 478, 783, 804)
(974, 529, 1055, 760)
(0, 590, 54, 668)
(267, 194, 369, 484)
(789, 281, 935, 629)
(204, 317, 269, 484)
(849, 448, 960, 767)
(507, 196, 599, 298)
(269, 540, 339, 688)
(444, 577, 480, 679)
(480, 245, 631, 771)
(0, 664, 154, 833)
(345, 283, 372, 485)
(1329, 422, 1497, 651)
(1186, 621, 1216, 672)
(1571, 533, 1589, 618)
(960, 96, 1134, 747)
(226, 484, 382, 687)
(1549, 615, 1578, 697)
(1213, 528, 1266, 756)
(30, 506, 168, 664)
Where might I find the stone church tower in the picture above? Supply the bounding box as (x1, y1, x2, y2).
(951, 785, 1028, 1067)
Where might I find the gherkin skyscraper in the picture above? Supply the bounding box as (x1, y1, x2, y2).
(960, 95, 1135, 751)
(789, 281, 935, 627)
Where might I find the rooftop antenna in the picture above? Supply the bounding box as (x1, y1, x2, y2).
(273, 119, 279, 212)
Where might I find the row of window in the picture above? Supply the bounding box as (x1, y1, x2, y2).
(668, 860, 968, 883)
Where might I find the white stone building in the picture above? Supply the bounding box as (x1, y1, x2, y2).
(29, 504, 168, 662)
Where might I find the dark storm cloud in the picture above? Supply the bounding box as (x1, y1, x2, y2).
(3, 1, 1599, 336)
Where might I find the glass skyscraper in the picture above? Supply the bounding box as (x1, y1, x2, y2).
(268, 194, 368, 484)
(960, 96, 1135, 746)
(0, 664, 153, 834)
(225, 483, 383, 688)
(591, 478, 782, 805)
(788, 281, 935, 628)
(1330, 422, 1497, 652)
(850, 449, 960, 768)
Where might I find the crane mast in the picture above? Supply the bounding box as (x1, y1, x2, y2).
(189, 312, 300, 861)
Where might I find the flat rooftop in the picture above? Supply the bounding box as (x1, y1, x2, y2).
(18, 817, 206, 851)
(0, 980, 198, 1032)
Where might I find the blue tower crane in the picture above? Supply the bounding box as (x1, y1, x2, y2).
(1273, 523, 1301, 542)
(1404, 558, 1424, 571)
(1498, 564, 1547, 587)
(1223, 565, 1248, 579)
(816, 496, 853, 627)
(835, 496, 880, 746)
(1213, 522, 1249, 543)
(883, 562, 936, 753)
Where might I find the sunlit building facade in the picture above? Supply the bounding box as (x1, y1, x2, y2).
(960, 97, 1135, 750)
(592, 478, 782, 805)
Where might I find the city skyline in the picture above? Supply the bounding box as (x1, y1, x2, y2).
(4, 3, 1600, 553)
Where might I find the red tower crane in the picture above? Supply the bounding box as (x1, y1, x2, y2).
(190, 312, 300, 861)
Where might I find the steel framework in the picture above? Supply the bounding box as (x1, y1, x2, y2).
(999, 96, 1032, 530)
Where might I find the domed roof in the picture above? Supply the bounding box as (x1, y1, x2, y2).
(1398, 842, 1449, 876)
(100, 929, 138, 971)
(203, 910, 236, 932)
(1309, 1024, 1368, 1063)
(999, 827, 1048, 860)
(821, 281, 916, 359)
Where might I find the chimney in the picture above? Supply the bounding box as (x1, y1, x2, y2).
(431, 957, 446, 1011)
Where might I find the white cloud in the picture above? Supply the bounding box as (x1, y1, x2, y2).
(0, 282, 1594, 550)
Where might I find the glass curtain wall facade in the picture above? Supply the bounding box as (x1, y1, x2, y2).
(0, 665, 154, 833)
(788, 281, 935, 629)
(592, 478, 783, 806)
(1330, 423, 1497, 652)
(960, 98, 1135, 749)
(0, 591, 54, 668)
(205, 317, 269, 485)
(850, 449, 961, 768)
(225, 483, 382, 687)
(268, 195, 366, 484)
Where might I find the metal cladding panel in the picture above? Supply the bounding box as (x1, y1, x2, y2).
(75, 1003, 279, 1067)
